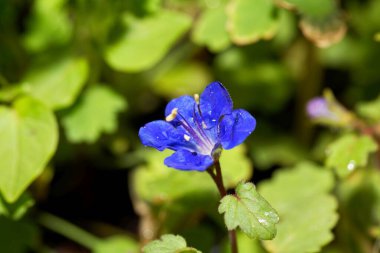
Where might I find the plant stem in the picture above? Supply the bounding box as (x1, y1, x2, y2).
(208, 160, 238, 253)
(38, 212, 100, 249)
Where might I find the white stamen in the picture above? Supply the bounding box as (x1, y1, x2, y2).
(184, 134, 190, 141)
(194, 94, 200, 104)
(202, 121, 207, 129)
(165, 108, 178, 122)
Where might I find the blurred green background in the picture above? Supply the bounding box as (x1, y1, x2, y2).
(1, 0, 380, 252)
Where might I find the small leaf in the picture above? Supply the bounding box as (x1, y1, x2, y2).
(192, 5, 231, 52)
(0, 193, 34, 220)
(142, 234, 201, 253)
(326, 134, 377, 178)
(226, 0, 278, 45)
(22, 55, 89, 110)
(259, 162, 338, 253)
(0, 96, 58, 202)
(94, 235, 139, 253)
(356, 95, 380, 122)
(23, 0, 72, 52)
(218, 182, 279, 240)
(105, 11, 191, 72)
(62, 85, 127, 143)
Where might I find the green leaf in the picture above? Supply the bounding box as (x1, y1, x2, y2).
(153, 62, 212, 98)
(0, 193, 34, 220)
(259, 162, 338, 253)
(222, 232, 267, 253)
(218, 182, 279, 240)
(0, 217, 37, 253)
(94, 235, 139, 253)
(134, 145, 251, 205)
(356, 95, 380, 122)
(0, 96, 58, 202)
(142, 234, 201, 253)
(325, 134, 377, 178)
(105, 11, 191, 72)
(283, 0, 336, 20)
(23, 0, 72, 52)
(22, 55, 89, 110)
(226, 0, 278, 45)
(62, 85, 127, 143)
(192, 5, 231, 52)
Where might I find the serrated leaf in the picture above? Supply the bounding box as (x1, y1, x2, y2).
(23, 0, 72, 52)
(94, 235, 139, 253)
(192, 5, 231, 52)
(22, 55, 89, 110)
(143, 234, 201, 253)
(356, 95, 380, 122)
(259, 162, 338, 253)
(326, 134, 377, 178)
(218, 182, 279, 240)
(62, 85, 126, 143)
(105, 11, 191, 72)
(0, 96, 58, 202)
(0, 193, 34, 220)
(226, 0, 278, 45)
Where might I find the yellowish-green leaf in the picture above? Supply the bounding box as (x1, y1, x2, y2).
(0, 193, 34, 220)
(22, 56, 89, 110)
(142, 234, 201, 253)
(0, 96, 58, 202)
(192, 5, 231, 52)
(62, 85, 127, 143)
(218, 182, 279, 240)
(23, 0, 72, 52)
(356, 95, 380, 122)
(326, 134, 377, 178)
(94, 235, 139, 253)
(105, 11, 191, 72)
(259, 162, 338, 253)
(226, 0, 278, 45)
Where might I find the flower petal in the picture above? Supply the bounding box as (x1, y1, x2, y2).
(139, 120, 196, 151)
(200, 82, 233, 128)
(219, 109, 256, 149)
(164, 150, 213, 171)
(165, 95, 196, 126)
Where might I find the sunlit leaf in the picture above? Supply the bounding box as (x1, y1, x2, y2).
(192, 4, 231, 52)
(62, 85, 127, 143)
(105, 11, 191, 72)
(259, 162, 338, 253)
(0, 193, 34, 220)
(226, 0, 278, 45)
(0, 217, 37, 253)
(326, 134, 377, 178)
(94, 235, 139, 253)
(153, 62, 212, 98)
(218, 182, 279, 240)
(0, 96, 58, 202)
(356, 95, 380, 122)
(23, 0, 72, 52)
(22, 55, 89, 110)
(142, 234, 201, 253)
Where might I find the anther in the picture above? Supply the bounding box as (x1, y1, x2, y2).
(194, 94, 200, 104)
(184, 134, 190, 141)
(166, 108, 178, 122)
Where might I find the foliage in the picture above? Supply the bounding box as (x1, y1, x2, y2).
(1, 0, 380, 252)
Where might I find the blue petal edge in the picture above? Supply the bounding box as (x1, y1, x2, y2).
(219, 109, 256, 150)
(200, 82, 233, 128)
(164, 149, 213, 171)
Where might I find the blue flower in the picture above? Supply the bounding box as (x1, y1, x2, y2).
(139, 82, 256, 171)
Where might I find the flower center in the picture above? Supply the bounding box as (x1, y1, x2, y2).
(166, 102, 215, 155)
